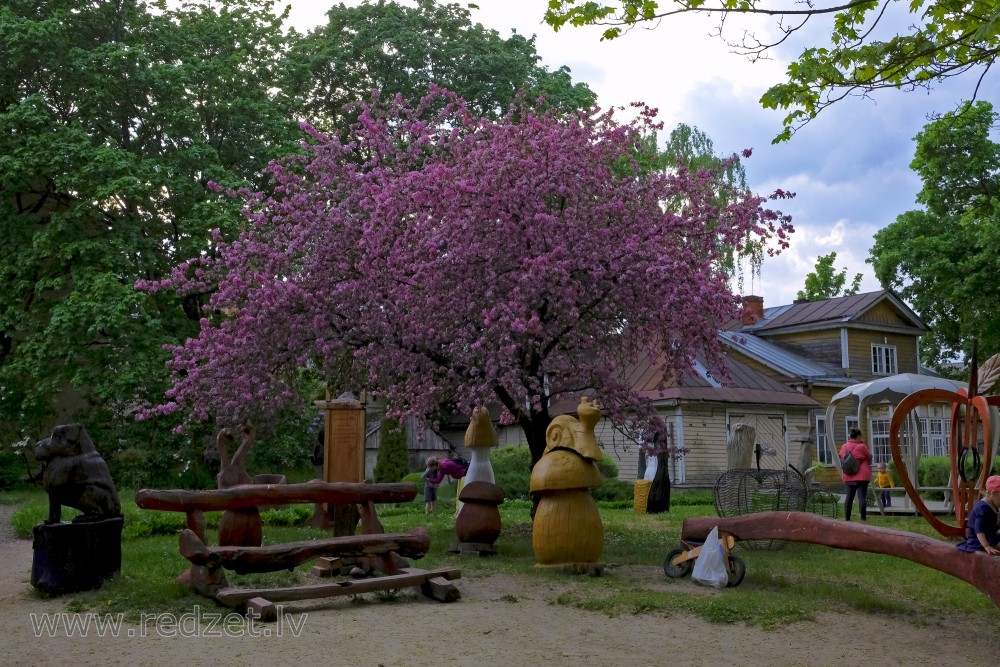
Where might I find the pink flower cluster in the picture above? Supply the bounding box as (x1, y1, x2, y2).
(141, 88, 792, 436)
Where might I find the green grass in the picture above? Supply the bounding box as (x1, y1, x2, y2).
(8, 489, 999, 630)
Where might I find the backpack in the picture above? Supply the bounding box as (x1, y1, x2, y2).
(840, 446, 860, 475)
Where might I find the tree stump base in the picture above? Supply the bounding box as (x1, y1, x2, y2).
(31, 517, 123, 595)
(448, 541, 498, 557)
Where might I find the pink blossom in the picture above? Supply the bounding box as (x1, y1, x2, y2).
(141, 90, 792, 455)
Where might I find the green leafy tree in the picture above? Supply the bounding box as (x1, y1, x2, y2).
(643, 123, 772, 292)
(373, 418, 409, 483)
(0, 0, 596, 477)
(0, 0, 302, 462)
(868, 100, 1000, 367)
(283, 0, 596, 129)
(542, 0, 999, 141)
(796, 252, 863, 301)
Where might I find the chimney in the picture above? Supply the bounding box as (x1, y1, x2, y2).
(740, 295, 764, 325)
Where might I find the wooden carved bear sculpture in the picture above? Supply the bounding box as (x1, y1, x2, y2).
(530, 397, 604, 566)
(34, 424, 121, 523)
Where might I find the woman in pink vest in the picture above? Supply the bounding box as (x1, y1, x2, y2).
(840, 428, 874, 521)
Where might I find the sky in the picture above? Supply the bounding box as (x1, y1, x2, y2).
(282, 0, 997, 309)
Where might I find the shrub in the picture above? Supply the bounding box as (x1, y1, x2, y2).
(918, 456, 952, 488)
(492, 445, 533, 499)
(596, 455, 619, 479)
(0, 451, 25, 489)
(374, 418, 409, 483)
(591, 477, 633, 502)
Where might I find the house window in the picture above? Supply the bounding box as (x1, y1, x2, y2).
(841, 416, 860, 459)
(816, 415, 833, 464)
(871, 344, 897, 375)
(868, 417, 891, 464)
(920, 418, 950, 457)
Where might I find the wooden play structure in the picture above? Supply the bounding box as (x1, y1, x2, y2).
(681, 512, 1000, 607)
(675, 350, 1000, 608)
(135, 480, 461, 620)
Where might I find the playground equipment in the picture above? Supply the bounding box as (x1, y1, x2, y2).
(663, 529, 746, 587)
(673, 350, 1000, 607)
(681, 512, 1000, 608)
(135, 480, 461, 619)
(888, 348, 998, 538)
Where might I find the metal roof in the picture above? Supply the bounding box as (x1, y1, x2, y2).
(741, 290, 926, 333)
(719, 330, 847, 382)
(624, 350, 820, 408)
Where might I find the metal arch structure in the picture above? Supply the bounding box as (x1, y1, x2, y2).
(824, 374, 966, 485)
(890, 388, 1000, 538)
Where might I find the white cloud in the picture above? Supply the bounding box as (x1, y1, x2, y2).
(281, 0, 997, 310)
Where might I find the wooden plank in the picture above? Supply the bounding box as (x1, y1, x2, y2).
(136, 480, 416, 512)
(311, 557, 343, 578)
(214, 567, 462, 606)
(179, 527, 430, 574)
(246, 597, 277, 622)
(421, 576, 461, 602)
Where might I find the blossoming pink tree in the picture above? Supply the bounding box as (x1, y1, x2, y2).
(140, 89, 793, 464)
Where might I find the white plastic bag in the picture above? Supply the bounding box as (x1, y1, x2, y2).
(691, 526, 729, 589)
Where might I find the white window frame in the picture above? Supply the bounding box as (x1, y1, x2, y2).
(868, 417, 891, 464)
(816, 415, 833, 465)
(923, 417, 950, 457)
(871, 343, 898, 375)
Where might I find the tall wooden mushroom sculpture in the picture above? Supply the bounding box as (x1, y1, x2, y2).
(530, 397, 604, 572)
(453, 482, 505, 555)
(452, 407, 504, 555)
(464, 406, 499, 484)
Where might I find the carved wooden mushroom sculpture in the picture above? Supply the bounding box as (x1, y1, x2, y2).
(464, 406, 499, 485)
(529, 397, 604, 567)
(455, 481, 505, 546)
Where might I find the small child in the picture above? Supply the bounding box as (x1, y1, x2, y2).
(874, 462, 894, 508)
(421, 457, 440, 514)
(956, 475, 1000, 555)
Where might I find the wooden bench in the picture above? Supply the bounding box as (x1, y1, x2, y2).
(135, 480, 461, 619)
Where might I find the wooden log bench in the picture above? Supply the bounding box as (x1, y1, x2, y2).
(681, 512, 1000, 608)
(135, 480, 461, 618)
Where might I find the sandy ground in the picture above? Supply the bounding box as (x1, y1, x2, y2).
(1, 505, 997, 667)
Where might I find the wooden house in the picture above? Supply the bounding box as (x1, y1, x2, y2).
(373, 290, 944, 487)
(429, 353, 820, 487)
(721, 290, 944, 467)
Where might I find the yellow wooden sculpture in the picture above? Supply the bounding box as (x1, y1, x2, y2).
(530, 397, 604, 568)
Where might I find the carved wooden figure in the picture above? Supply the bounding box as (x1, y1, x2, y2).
(216, 426, 263, 547)
(464, 406, 499, 485)
(454, 482, 504, 553)
(31, 424, 123, 595)
(530, 397, 604, 569)
(34, 423, 121, 523)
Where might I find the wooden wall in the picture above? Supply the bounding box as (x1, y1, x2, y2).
(764, 330, 842, 366)
(844, 329, 920, 378)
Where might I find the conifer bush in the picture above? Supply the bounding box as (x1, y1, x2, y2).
(374, 418, 409, 483)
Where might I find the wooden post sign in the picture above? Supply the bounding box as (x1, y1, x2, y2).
(316, 394, 366, 484)
(314, 393, 367, 535)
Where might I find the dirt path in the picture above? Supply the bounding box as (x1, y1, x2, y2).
(0, 505, 996, 667)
